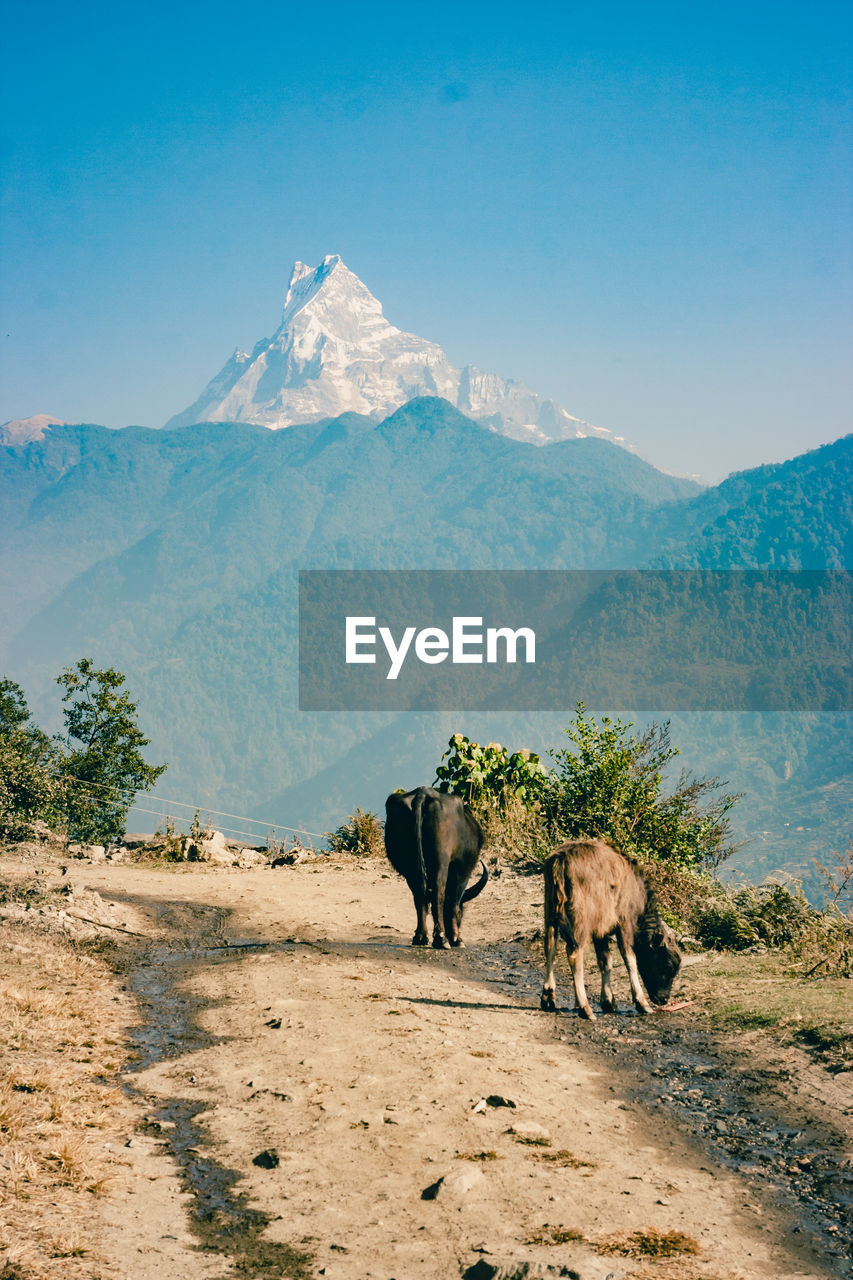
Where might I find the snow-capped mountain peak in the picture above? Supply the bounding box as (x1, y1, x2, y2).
(165, 256, 615, 446)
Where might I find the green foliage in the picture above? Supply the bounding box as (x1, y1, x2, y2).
(692, 876, 853, 976)
(435, 733, 549, 819)
(57, 659, 166, 844)
(545, 704, 741, 870)
(326, 808, 384, 858)
(0, 677, 62, 841)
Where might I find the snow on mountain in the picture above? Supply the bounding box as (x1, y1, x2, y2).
(0, 414, 66, 445)
(165, 254, 618, 446)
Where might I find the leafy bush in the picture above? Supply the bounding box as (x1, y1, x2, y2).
(691, 878, 818, 951)
(326, 808, 385, 858)
(545, 704, 741, 870)
(435, 734, 549, 819)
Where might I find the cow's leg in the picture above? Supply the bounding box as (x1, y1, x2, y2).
(409, 879, 429, 946)
(540, 917, 558, 1011)
(569, 945, 595, 1021)
(446, 897, 464, 947)
(431, 860, 451, 949)
(615, 929, 655, 1014)
(444, 866, 465, 946)
(594, 936, 618, 1013)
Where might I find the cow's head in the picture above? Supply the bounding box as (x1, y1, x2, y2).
(634, 920, 682, 1006)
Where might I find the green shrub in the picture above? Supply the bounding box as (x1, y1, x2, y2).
(435, 733, 549, 818)
(545, 704, 741, 871)
(326, 808, 385, 858)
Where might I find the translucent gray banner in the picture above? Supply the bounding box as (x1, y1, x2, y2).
(298, 570, 852, 711)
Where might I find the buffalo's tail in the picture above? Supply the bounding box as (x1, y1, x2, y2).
(461, 859, 489, 904)
(413, 788, 428, 902)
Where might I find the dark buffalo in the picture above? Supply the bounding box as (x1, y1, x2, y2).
(384, 786, 488, 949)
(539, 839, 681, 1019)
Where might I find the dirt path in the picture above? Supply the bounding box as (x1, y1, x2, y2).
(11, 855, 853, 1280)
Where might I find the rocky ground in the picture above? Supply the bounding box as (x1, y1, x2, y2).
(1, 847, 851, 1280)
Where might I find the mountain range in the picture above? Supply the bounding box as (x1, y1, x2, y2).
(164, 255, 620, 447)
(1, 396, 850, 897)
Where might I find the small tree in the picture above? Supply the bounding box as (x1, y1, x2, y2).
(0, 678, 61, 841)
(546, 703, 740, 870)
(57, 659, 166, 843)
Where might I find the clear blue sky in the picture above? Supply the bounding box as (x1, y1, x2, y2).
(1, 0, 850, 479)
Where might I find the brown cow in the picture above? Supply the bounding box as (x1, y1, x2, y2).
(539, 839, 681, 1020)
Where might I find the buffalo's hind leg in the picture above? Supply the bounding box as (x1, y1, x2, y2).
(431, 861, 451, 949)
(569, 945, 595, 1020)
(410, 881, 429, 946)
(444, 867, 465, 947)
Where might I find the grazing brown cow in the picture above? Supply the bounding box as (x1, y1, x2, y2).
(539, 839, 681, 1020)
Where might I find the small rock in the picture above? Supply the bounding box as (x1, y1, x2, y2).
(252, 1148, 280, 1169)
(272, 848, 306, 867)
(183, 829, 233, 865)
(238, 847, 268, 868)
(444, 1167, 485, 1195)
(423, 1168, 485, 1199)
(472, 1098, 488, 1114)
(265, 1017, 282, 1029)
(461, 1255, 622, 1280)
(486, 1095, 516, 1109)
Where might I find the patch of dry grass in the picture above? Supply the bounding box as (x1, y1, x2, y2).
(598, 1228, 700, 1259)
(525, 1224, 585, 1245)
(530, 1148, 595, 1168)
(0, 907, 133, 1279)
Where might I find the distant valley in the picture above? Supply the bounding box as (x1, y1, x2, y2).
(1, 396, 850, 897)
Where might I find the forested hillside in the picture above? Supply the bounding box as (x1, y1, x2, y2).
(1, 400, 849, 893)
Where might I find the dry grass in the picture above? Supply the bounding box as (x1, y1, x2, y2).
(530, 1148, 595, 1169)
(0, 905, 134, 1279)
(598, 1228, 700, 1259)
(525, 1224, 585, 1245)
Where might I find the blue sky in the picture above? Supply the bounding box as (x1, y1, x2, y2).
(1, 0, 850, 479)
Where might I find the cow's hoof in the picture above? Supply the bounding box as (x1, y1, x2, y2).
(412, 933, 429, 946)
(450, 938, 464, 948)
(432, 935, 451, 950)
(600, 999, 618, 1014)
(540, 991, 556, 1012)
(578, 1006, 597, 1022)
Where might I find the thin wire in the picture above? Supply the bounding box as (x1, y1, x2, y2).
(57, 793, 315, 846)
(53, 770, 327, 839)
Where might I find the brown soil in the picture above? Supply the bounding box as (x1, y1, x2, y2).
(2, 852, 851, 1280)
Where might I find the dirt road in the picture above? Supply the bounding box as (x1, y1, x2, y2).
(10, 854, 852, 1280)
